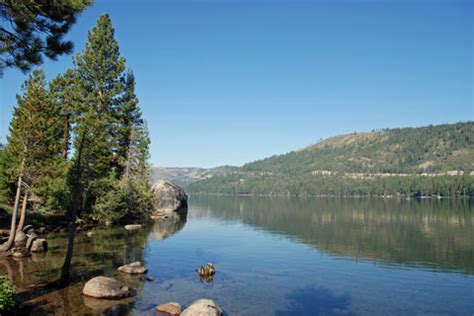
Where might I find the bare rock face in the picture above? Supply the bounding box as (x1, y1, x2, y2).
(117, 261, 148, 274)
(181, 299, 223, 316)
(31, 238, 47, 253)
(151, 180, 188, 216)
(155, 302, 182, 315)
(82, 276, 130, 299)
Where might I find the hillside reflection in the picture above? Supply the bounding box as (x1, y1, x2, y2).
(189, 196, 474, 274)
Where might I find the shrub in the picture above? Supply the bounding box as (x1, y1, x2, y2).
(0, 276, 15, 312)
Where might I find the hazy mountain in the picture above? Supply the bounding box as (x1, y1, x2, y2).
(151, 165, 237, 188)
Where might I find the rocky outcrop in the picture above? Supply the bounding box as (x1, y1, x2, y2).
(181, 299, 223, 316)
(82, 276, 130, 299)
(155, 302, 182, 315)
(117, 261, 148, 274)
(151, 180, 188, 216)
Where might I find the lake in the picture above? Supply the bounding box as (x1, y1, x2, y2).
(1, 196, 473, 315)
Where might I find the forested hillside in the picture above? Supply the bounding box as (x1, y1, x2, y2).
(187, 122, 474, 197)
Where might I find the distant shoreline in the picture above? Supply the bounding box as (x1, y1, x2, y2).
(188, 192, 473, 200)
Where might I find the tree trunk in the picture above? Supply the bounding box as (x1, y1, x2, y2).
(58, 128, 86, 286)
(16, 191, 28, 233)
(0, 160, 24, 252)
(63, 114, 70, 159)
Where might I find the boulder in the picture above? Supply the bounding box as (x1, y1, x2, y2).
(36, 227, 47, 234)
(14, 231, 27, 247)
(181, 299, 223, 316)
(82, 276, 130, 299)
(22, 224, 34, 234)
(31, 238, 47, 253)
(155, 302, 182, 315)
(124, 224, 142, 231)
(26, 234, 38, 251)
(151, 180, 188, 215)
(86, 231, 95, 238)
(117, 261, 148, 274)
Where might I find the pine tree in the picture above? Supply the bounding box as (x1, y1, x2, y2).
(0, 0, 92, 75)
(72, 13, 126, 214)
(1, 69, 64, 251)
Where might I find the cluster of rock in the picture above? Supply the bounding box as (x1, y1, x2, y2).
(156, 299, 223, 316)
(7, 225, 48, 258)
(82, 259, 223, 315)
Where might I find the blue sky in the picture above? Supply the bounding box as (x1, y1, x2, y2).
(1, 0, 472, 168)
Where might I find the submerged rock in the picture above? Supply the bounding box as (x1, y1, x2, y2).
(151, 180, 188, 215)
(141, 276, 156, 282)
(117, 261, 148, 274)
(181, 299, 223, 316)
(31, 238, 47, 253)
(82, 276, 130, 299)
(124, 224, 142, 231)
(155, 302, 182, 315)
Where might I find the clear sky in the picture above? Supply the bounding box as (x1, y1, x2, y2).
(1, 0, 473, 168)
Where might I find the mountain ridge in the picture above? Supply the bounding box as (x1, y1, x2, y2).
(186, 122, 474, 197)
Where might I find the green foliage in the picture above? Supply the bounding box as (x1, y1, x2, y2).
(188, 122, 474, 197)
(0, 148, 10, 203)
(0, 14, 152, 223)
(91, 178, 153, 223)
(4, 69, 67, 209)
(0, 0, 92, 75)
(0, 276, 15, 312)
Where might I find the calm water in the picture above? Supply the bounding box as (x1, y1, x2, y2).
(1, 196, 473, 315)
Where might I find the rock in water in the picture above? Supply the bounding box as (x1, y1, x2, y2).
(151, 180, 188, 215)
(155, 302, 182, 315)
(181, 299, 223, 316)
(22, 224, 34, 233)
(26, 234, 38, 251)
(117, 261, 148, 274)
(82, 276, 130, 299)
(31, 238, 47, 252)
(14, 231, 27, 247)
(124, 224, 142, 231)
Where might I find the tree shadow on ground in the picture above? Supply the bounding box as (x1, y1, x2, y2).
(276, 285, 354, 316)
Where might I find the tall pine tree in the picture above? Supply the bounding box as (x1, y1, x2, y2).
(72, 13, 126, 214)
